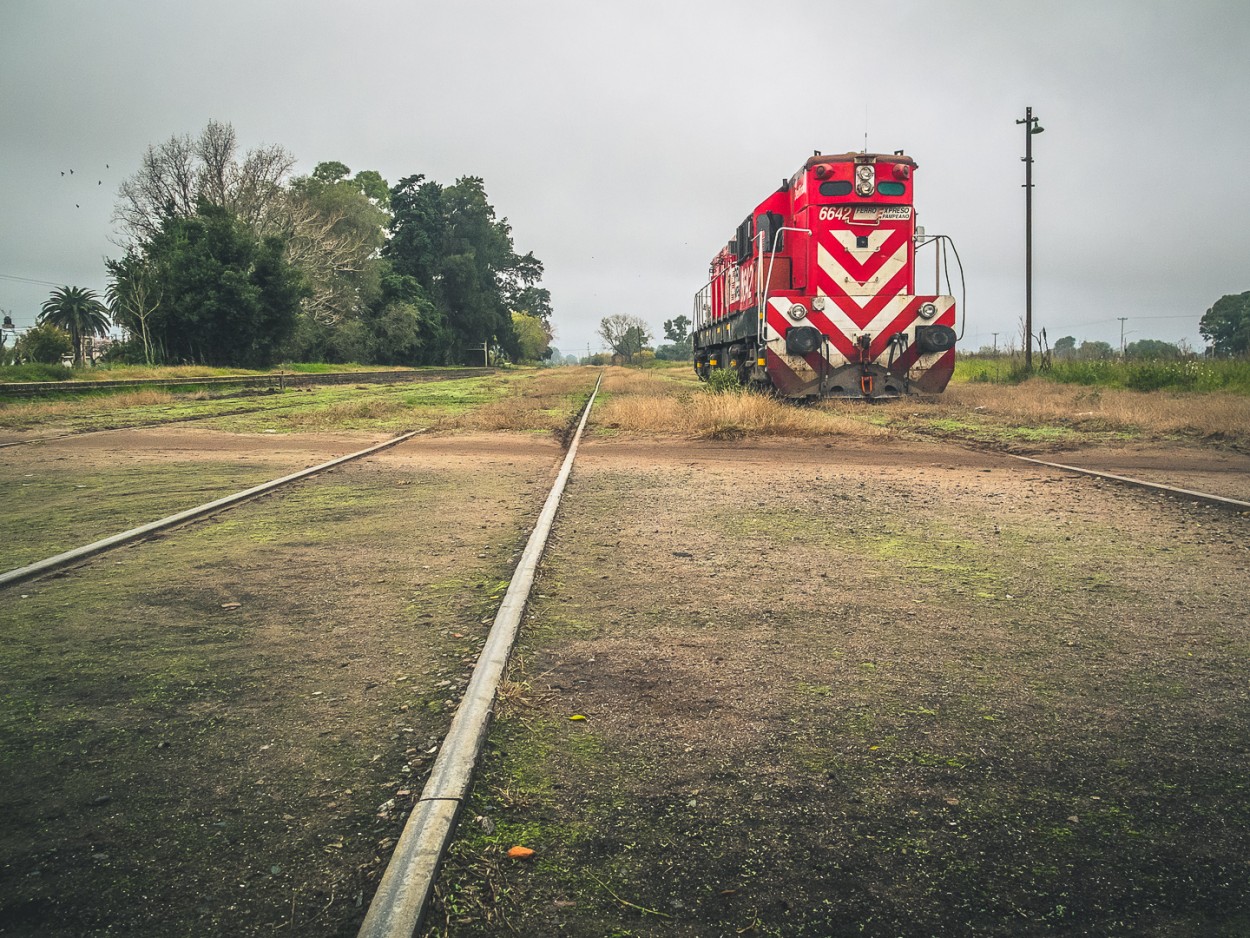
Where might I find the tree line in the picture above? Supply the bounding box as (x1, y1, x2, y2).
(10, 121, 553, 368)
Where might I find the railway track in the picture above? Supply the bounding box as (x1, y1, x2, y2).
(6, 427, 1240, 594)
(0, 369, 485, 449)
(0, 373, 600, 937)
(4, 385, 1247, 936)
(0, 430, 425, 589)
(1002, 451, 1250, 511)
(0, 366, 492, 399)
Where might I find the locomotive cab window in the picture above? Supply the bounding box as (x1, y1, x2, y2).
(735, 216, 754, 261)
(755, 212, 785, 252)
(818, 180, 853, 196)
(877, 181, 906, 196)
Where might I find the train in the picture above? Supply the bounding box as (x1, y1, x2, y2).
(692, 150, 962, 399)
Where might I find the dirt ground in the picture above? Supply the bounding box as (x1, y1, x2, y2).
(0, 429, 564, 937)
(3, 419, 1249, 936)
(428, 432, 1250, 937)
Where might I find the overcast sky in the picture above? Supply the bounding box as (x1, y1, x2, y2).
(3, 0, 1248, 357)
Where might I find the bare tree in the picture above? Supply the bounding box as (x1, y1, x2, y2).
(113, 120, 295, 245)
(598, 314, 652, 363)
(273, 195, 379, 325)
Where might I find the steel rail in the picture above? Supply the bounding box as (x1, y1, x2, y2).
(357, 374, 603, 938)
(0, 367, 492, 398)
(1004, 453, 1250, 511)
(0, 430, 424, 590)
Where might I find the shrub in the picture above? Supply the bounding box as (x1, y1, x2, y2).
(15, 323, 73, 365)
(705, 369, 743, 394)
(0, 361, 74, 382)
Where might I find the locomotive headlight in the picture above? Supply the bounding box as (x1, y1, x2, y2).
(811, 295, 827, 311)
(918, 302, 938, 321)
(789, 303, 808, 320)
(855, 164, 875, 197)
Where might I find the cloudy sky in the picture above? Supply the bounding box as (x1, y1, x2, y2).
(2, 0, 1247, 357)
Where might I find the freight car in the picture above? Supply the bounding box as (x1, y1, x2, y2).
(692, 150, 963, 399)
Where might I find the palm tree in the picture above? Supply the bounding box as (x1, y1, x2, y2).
(39, 286, 111, 366)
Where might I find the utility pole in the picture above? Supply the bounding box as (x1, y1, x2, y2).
(992, 332, 999, 355)
(1118, 317, 1128, 357)
(1017, 106, 1044, 370)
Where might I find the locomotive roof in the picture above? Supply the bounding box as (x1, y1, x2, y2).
(803, 152, 916, 169)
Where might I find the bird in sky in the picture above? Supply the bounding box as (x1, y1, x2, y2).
(60, 171, 65, 177)
(69, 169, 73, 174)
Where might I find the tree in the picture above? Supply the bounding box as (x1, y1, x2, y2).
(17, 322, 73, 364)
(1076, 340, 1114, 361)
(385, 173, 548, 364)
(39, 286, 111, 366)
(106, 254, 161, 364)
(143, 202, 306, 366)
(114, 120, 296, 244)
(511, 312, 552, 362)
(663, 315, 691, 344)
(656, 314, 693, 361)
(284, 162, 391, 326)
(1125, 339, 1181, 360)
(1199, 292, 1250, 356)
(1053, 335, 1076, 359)
(598, 314, 651, 363)
(360, 265, 443, 365)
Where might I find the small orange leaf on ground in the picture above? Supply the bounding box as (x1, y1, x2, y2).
(507, 845, 535, 859)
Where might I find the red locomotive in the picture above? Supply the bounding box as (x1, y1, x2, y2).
(692, 150, 962, 399)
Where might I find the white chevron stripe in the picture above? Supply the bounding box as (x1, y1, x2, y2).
(768, 296, 956, 359)
(817, 236, 907, 297)
(821, 298, 917, 340)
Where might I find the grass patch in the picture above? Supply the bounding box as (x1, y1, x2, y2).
(0, 461, 288, 570)
(0, 362, 73, 382)
(955, 356, 1250, 394)
(592, 368, 887, 440)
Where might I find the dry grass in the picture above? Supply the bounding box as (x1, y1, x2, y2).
(73, 364, 257, 381)
(593, 368, 886, 440)
(0, 390, 179, 427)
(948, 379, 1250, 443)
(443, 370, 598, 433)
(274, 397, 417, 429)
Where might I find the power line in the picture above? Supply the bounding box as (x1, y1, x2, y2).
(1043, 314, 1197, 329)
(0, 272, 66, 288)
